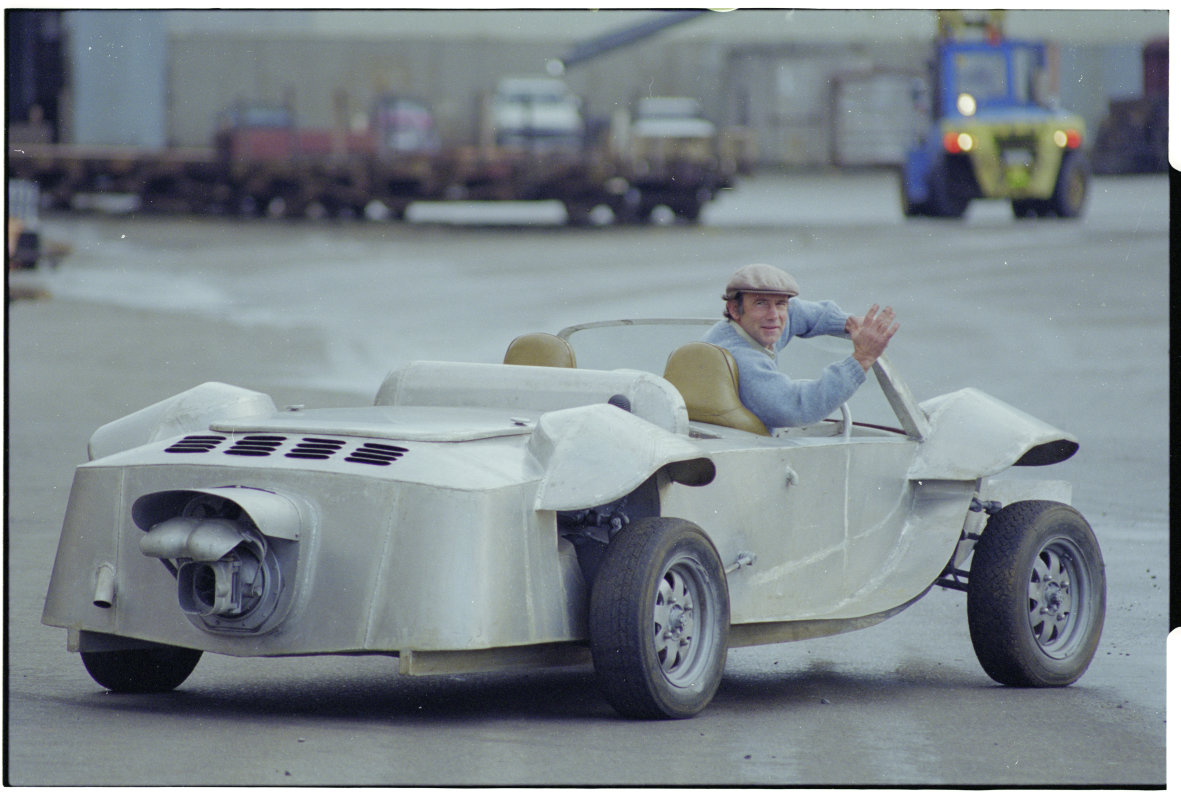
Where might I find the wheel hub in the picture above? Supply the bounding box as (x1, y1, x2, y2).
(1041, 581, 1071, 618)
(665, 603, 694, 641)
(1028, 539, 1084, 654)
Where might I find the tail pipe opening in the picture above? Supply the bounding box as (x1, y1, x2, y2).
(92, 562, 117, 609)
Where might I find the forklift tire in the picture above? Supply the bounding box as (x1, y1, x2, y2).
(899, 171, 926, 217)
(1011, 199, 1051, 219)
(926, 164, 969, 218)
(1049, 152, 1089, 218)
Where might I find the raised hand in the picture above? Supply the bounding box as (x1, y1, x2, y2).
(848, 304, 899, 370)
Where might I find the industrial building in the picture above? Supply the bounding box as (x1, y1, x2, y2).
(7, 8, 1169, 171)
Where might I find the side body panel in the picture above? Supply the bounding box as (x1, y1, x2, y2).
(660, 425, 966, 626)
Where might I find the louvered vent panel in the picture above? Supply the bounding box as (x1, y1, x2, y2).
(345, 442, 409, 466)
(286, 437, 346, 460)
(165, 435, 227, 454)
(162, 434, 408, 467)
(224, 435, 287, 456)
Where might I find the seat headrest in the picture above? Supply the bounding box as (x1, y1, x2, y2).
(504, 333, 577, 368)
(663, 342, 769, 436)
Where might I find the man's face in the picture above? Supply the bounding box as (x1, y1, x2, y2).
(729, 292, 789, 349)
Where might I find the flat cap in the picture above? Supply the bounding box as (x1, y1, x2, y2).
(722, 263, 800, 301)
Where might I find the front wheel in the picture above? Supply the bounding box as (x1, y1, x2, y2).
(926, 161, 970, 218)
(1050, 151, 1089, 218)
(1011, 198, 1051, 219)
(589, 517, 729, 719)
(81, 645, 202, 693)
(966, 501, 1105, 687)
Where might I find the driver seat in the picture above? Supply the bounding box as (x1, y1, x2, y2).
(503, 333, 577, 368)
(663, 342, 769, 436)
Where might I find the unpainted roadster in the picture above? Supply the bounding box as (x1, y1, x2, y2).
(42, 319, 1105, 718)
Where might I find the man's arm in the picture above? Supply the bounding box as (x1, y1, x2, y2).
(788, 298, 851, 339)
(730, 346, 866, 429)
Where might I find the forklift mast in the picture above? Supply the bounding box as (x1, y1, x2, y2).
(932, 9, 1050, 119)
(936, 9, 1007, 43)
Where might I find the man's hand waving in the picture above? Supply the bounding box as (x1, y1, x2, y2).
(846, 305, 899, 371)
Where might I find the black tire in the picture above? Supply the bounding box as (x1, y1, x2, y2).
(1011, 199, 1042, 219)
(589, 517, 729, 719)
(81, 646, 202, 693)
(926, 162, 970, 218)
(671, 193, 703, 223)
(564, 201, 593, 226)
(899, 167, 927, 217)
(1049, 151, 1089, 218)
(967, 501, 1105, 687)
(901, 189, 925, 217)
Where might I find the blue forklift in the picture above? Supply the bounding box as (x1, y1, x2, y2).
(901, 11, 1089, 219)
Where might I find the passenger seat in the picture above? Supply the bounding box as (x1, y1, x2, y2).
(503, 332, 577, 368)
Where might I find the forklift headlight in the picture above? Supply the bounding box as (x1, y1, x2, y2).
(1053, 128, 1082, 149)
(943, 131, 974, 154)
(956, 92, 977, 117)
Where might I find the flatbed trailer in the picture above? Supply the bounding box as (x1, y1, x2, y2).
(6, 140, 731, 225)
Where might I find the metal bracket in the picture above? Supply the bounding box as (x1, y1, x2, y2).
(725, 551, 757, 574)
(935, 566, 970, 592)
(970, 497, 1003, 515)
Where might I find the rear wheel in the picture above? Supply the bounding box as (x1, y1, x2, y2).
(967, 501, 1105, 687)
(81, 646, 202, 693)
(589, 517, 729, 719)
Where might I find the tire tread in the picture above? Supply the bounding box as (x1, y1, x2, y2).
(967, 500, 1104, 687)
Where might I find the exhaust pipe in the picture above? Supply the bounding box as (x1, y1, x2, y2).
(93, 562, 117, 609)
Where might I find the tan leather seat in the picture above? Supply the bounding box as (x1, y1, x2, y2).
(663, 342, 769, 436)
(503, 333, 577, 368)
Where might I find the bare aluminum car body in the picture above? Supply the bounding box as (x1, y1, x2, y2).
(42, 319, 1094, 713)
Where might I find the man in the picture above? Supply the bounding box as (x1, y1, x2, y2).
(701, 263, 898, 429)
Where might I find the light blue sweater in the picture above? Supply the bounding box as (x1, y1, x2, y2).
(701, 298, 866, 429)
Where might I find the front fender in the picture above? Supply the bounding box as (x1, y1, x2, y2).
(908, 388, 1078, 481)
(530, 404, 714, 511)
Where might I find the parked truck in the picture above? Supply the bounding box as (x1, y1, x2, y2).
(900, 10, 1089, 219)
(488, 76, 585, 152)
(602, 96, 728, 223)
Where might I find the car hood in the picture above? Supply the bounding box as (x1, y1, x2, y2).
(908, 387, 1078, 481)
